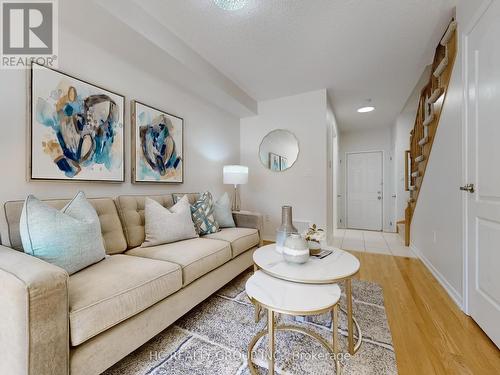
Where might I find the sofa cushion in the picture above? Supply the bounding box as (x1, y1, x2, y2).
(20, 192, 106, 275)
(204, 227, 260, 257)
(115, 194, 175, 248)
(68, 254, 181, 346)
(126, 238, 231, 286)
(4, 197, 127, 255)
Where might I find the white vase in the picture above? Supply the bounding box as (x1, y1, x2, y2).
(283, 234, 309, 264)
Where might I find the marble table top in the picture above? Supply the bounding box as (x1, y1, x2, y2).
(253, 244, 360, 284)
(246, 270, 341, 314)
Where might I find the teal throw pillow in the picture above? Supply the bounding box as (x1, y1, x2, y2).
(19, 191, 106, 275)
(214, 192, 235, 228)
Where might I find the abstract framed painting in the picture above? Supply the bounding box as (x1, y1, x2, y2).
(29, 63, 125, 182)
(132, 101, 183, 184)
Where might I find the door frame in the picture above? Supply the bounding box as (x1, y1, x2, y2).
(345, 150, 384, 231)
(462, 0, 495, 316)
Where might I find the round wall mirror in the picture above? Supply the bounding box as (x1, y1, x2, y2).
(259, 129, 299, 172)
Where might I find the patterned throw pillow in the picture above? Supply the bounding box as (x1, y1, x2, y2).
(190, 192, 219, 235)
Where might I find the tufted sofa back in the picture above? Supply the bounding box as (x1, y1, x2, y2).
(3, 198, 128, 255)
(115, 193, 200, 249)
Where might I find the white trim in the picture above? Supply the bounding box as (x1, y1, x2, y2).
(345, 150, 384, 231)
(410, 243, 463, 310)
(462, 0, 493, 35)
(462, 20, 470, 315)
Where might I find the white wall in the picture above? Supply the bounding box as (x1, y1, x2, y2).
(240, 90, 329, 240)
(0, 30, 240, 244)
(410, 42, 463, 305)
(392, 66, 431, 221)
(410, 0, 484, 308)
(338, 128, 394, 232)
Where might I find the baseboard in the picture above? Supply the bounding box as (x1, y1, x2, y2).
(263, 234, 275, 242)
(410, 243, 463, 310)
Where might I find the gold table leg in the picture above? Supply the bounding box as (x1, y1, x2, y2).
(247, 322, 343, 374)
(332, 304, 341, 374)
(254, 302, 261, 323)
(346, 278, 354, 355)
(268, 310, 275, 375)
(254, 265, 261, 322)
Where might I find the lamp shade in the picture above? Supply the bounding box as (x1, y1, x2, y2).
(223, 165, 248, 185)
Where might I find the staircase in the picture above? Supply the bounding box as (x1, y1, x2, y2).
(403, 19, 457, 246)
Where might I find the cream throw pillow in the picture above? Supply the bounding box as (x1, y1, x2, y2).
(142, 195, 198, 247)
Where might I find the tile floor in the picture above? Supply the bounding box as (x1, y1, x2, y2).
(332, 229, 416, 257)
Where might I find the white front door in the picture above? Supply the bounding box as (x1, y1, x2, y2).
(466, 0, 500, 348)
(346, 151, 383, 231)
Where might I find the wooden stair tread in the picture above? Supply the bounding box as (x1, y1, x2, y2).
(418, 137, 429, 146)
(441, 20, 457, 46)
(433, 47, 449, 78)
(429, 87, 444, 103)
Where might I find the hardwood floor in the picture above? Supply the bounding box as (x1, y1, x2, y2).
(349, 251, 500, 375)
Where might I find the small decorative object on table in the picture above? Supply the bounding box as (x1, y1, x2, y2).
(305, 224, 325, 256)
(283, 233, 309, 264)
(275, 205, 298, 254)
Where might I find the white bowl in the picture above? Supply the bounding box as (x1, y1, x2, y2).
(282, 247, 310, 264)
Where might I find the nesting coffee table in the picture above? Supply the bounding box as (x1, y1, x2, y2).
(252, 244, 362, 355)
(246, 270, 342, 375)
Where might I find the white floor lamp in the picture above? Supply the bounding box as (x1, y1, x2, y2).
(223, 165, 248, 211)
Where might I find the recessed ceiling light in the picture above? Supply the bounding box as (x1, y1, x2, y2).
(214, 0, 248, 11)
(357, 106, 375, 113)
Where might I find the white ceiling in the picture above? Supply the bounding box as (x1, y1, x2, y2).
(133, 0, 456, 130)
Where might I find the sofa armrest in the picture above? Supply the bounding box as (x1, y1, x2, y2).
(232, 211, 264, 246)
(0, 245, 69, 375)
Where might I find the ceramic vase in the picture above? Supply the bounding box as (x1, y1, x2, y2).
(283, 233, 309, 264)
(275, 206, 298, 253)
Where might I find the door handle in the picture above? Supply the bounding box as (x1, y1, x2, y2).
(460, 183, 475, 193)
(377, 196, 382, 200)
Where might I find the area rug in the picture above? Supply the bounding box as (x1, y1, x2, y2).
(103, 269, 397, 375)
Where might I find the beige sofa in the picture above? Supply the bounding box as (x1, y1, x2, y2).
(0, 193, 262, 375)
